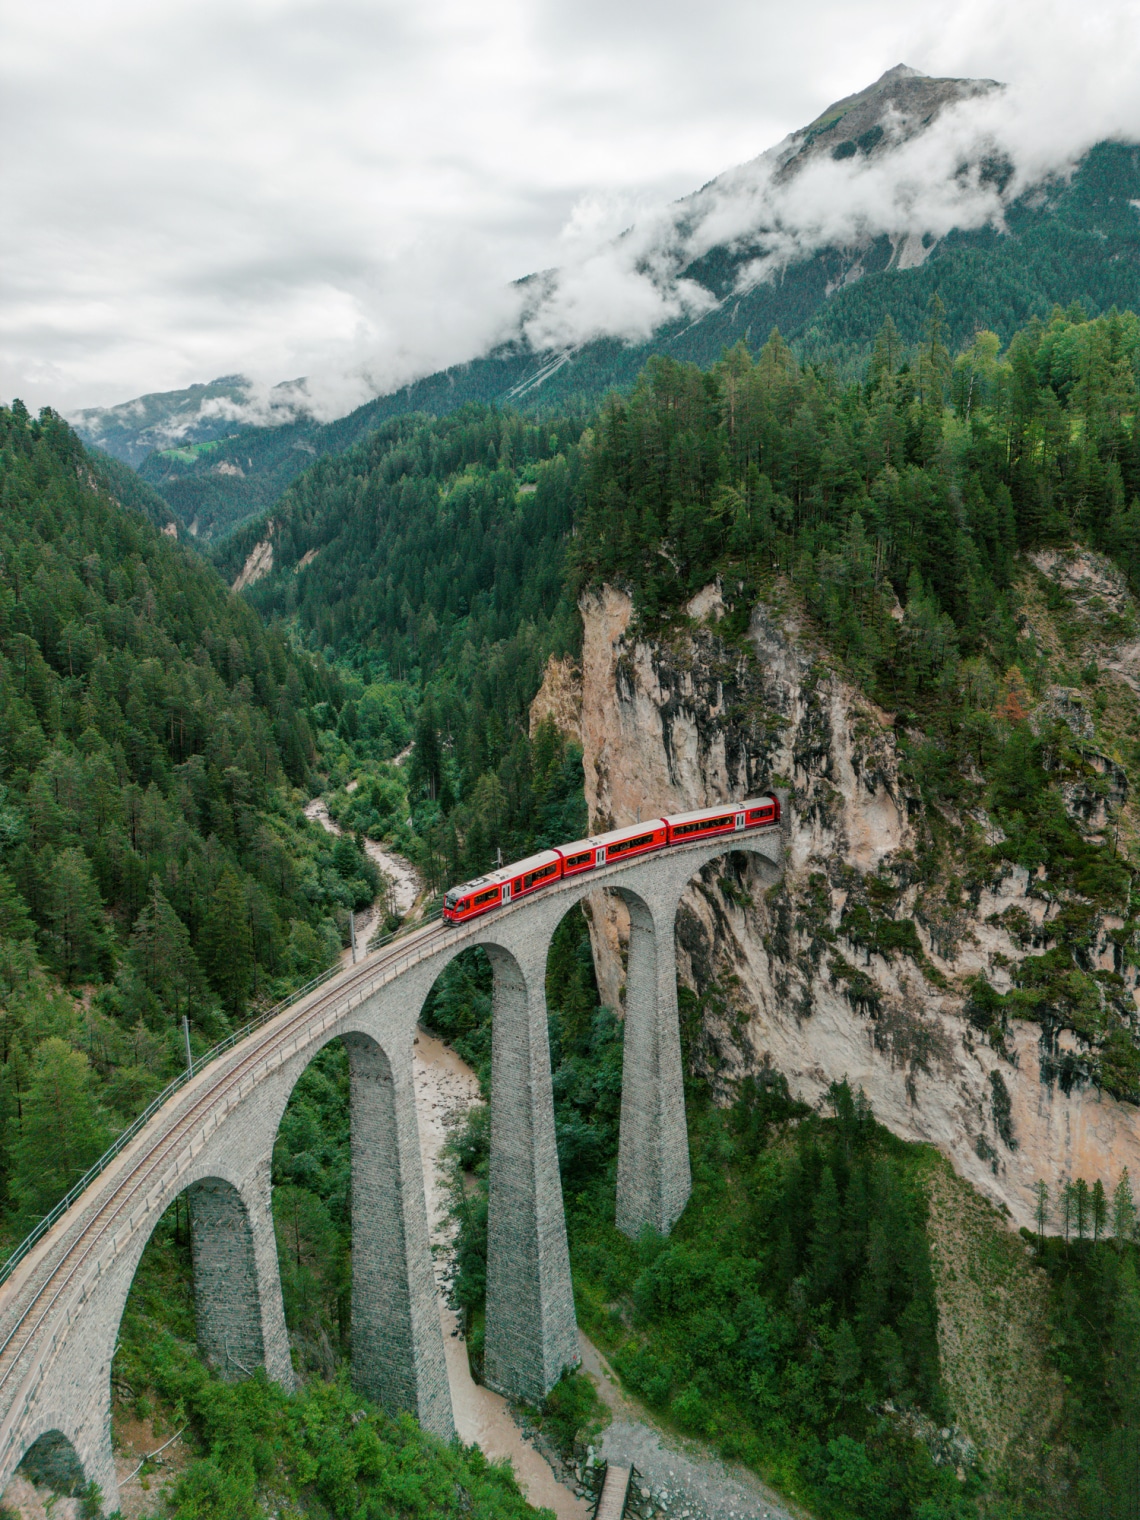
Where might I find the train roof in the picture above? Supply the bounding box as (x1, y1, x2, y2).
(444, 876, 491, 900)
(661, 796, 777, 827)
(661, 803, 739, 827)
(487, 848, 562, 883)
(589, 819, 668, 848)
(556, 836, 601, 857)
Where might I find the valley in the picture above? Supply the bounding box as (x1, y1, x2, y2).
(72, 71, 1140, 550)
(6, 159, 1140, 1516)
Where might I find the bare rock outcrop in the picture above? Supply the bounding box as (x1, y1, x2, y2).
(232, 522, 276, 592)
(529, 655, 582, 743)
(567, 581, 1140, 1232)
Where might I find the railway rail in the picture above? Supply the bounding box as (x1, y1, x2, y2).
(0, 819, 785, 1500)
(0, 912, 453, 1469)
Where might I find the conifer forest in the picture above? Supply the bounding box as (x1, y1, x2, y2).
(9, 298, 1140, 1519)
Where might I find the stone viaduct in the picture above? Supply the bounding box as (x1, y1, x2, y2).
(0, 826, 783, 1513)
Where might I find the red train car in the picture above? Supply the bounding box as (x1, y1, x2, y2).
(442, 876, 504, 923)
(442, 848, 564, 922)
(441, 795, 781, 923)
(555, 839, 606, 876)
(589, 820, 669, 864)
(663, 793, 779, 843)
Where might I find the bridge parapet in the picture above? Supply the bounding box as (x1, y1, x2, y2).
(0, 825, 783, 1513)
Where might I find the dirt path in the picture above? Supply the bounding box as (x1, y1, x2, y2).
(581, 1334, 800, 1520)
(413, 1031, 805, 1520)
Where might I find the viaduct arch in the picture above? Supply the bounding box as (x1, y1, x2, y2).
(0, 825, 783, 1512)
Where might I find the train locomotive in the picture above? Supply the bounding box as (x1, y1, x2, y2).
(442, 794, 781, 924)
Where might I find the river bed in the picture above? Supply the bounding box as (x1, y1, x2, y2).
(412, 1029, 590, 1519)
(302, 797, 421, 960)
(411, 1029, 801, 1520)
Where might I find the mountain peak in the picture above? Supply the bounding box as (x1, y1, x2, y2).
(780, 62, 1003, 175)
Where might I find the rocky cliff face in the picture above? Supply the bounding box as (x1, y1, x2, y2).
(531, 571, 1140, 1232)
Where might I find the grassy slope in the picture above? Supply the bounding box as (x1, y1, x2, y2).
(925, 1161, 1063, 1494)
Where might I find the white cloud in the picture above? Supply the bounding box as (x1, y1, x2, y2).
(2, 0, 1139, 418)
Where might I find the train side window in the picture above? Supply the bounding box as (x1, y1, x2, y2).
(473, 887, 499, 907)
(608, 832, 654, 855)
(566, 851, 592, 869)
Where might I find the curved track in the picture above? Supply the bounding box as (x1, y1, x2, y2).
(0, 825, 784, 1488)
(0, 920, 444, 1399)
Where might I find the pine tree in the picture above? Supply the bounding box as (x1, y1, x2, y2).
(830, 1319, 861, 1401)
(1034, 1179, 1050, 1244)
(1075, 1178, 1091, 1241)
(1114, 1170, 1137, 1248)
(44, 848, 112, 984)
(809, 1165, 843, 1302)
(199, 868, 253, 1019)
(8, 1037, 111, 1227)
(128, 878, 207, 1023)
(1062, 1180, 1075, 1242)
(1093, 1178, 1109, 1243)
(866, 314, 903, 395)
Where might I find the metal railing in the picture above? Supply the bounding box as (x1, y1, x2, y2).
(0, 824, 778, 1297)
(0, 907, 444, 1290)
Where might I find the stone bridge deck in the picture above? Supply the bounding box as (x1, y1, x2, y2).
(0, 825, 783, 1512)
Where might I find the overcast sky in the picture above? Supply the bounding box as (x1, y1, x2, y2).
(3, 0, 1140, 416)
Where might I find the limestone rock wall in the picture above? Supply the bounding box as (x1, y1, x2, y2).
(533, 581, 1140, 1232)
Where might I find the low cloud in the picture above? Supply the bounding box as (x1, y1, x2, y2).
(4, 0, 1140, 423)
(513, 54, 1140, 360)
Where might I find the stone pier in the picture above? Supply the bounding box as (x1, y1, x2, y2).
(0, 824, 783, 1514)
(614, 891, 691, 1238)
(484, 943, 579, 1401)
(347, 1032, 453, 1438)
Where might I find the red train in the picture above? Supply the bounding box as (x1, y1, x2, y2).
(442, 794, 781, 924)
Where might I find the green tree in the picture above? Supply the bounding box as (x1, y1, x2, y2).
(8, 1038, 111, 1226)
(1075, 1178, 1092, 1241)
(199, 869, 253, 1019)
(1114, 1170, 1137, 1247)
(128, 879, 208, 1025)
(809, 1165, 843, 1301)
(829, 1319, 862, 1401)
(44, 848, 112, 984)
(1093, 1178, 1109, 1243)
(1034, 1179, 1050, 1244)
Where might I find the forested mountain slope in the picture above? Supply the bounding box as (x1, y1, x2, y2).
(549, 301, 1140, 1516)
(0, 403, 390, 1232)
(74, 70, 1140, 546)
(0, 403, 563, 1519)
(225, 298, 1140, 1516)
(208, 407, 589, 896)
(14, 290, 1140, 1517)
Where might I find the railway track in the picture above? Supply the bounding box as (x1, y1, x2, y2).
(0, 825, 782, 1485)
(0, 913, 454, 1467)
